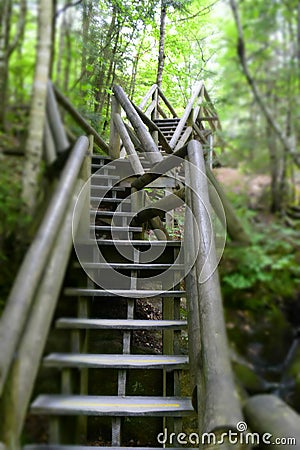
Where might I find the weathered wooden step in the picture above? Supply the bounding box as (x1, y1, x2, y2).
(78, 239, 182, 247)
(64, 288, 185, 298)
(31, 395, 193, 416)
(44, 353, 188, 370)
(75, 262, 184, 270)
(154, 118, 180, 124)
(56, 318, 187, 330)
(90, 210, 135, 218)
(91, 185, 125, 192)
(92, 163, 116, 170)
(90, 225, 142, 232)
(91, 174, 119, 181)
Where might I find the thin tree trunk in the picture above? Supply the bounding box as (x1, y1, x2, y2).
(0, 0, 27, 130)
(229, 0, 300, 167)
(156, 0, 167, 90)
(56, 3, 68, 86)
(63, 16, 71, 92)
(22, 0, 53, 214)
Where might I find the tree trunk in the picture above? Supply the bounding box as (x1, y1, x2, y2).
(0, 0, 11, 130)
(22, 0, 53, 214)
(0, 0, 27, 130)
(156, 0, 167, 90)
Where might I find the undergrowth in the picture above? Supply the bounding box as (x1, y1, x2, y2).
(219, 198, 300, 311)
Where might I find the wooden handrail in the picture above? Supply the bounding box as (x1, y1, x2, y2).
(169, 80, 204, 149)
(0, 136, 90, 396)
(138, 84, 158, 110)
(185, 140, 244, 438)
(113, 113, 144, 175)
(53, 84, 109, 153)
(113, 84, 163, 164)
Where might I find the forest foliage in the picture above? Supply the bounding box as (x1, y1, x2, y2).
(1, 0, 300, 307)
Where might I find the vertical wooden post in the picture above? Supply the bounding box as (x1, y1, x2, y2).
(151, 87, 159, 145)
(109, 95, 121, 160)
(187, 140, 244, 437)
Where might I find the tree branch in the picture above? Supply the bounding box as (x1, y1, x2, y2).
(55, 0, 83, 18)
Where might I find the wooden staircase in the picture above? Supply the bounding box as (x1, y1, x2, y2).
(1, 81, 248, 450)
(27, 155, 193, 447)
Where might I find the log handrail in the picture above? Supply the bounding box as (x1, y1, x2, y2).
(185, 140, 244, 440)
(169, 81, 204, 149)
(0, 136, 90, 396)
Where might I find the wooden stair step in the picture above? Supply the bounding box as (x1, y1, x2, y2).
(44, 353, 188, 369)
(31, 395, 193, 416)
(76, 262, 184, 270)
(78, 239, 182, 247)
(91, 185, 125, 192)
(64, 288, 185, 298)
(90, 210, 135, 217)
(154, 119, 180, 124)
(56, 318, 187, 330)
(91, 174, 120, 180)
(91, 163, 116, 170)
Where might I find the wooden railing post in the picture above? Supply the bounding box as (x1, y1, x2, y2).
(113, 113, 144, 174)
(186, 140, 244, 440)
(109, 95, 121, 160)
(113, 85, 163, 164)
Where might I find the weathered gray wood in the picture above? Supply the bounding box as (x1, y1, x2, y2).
(174, 126, 193, 151)
(138, 84, 158, 110)
(113, 85, 163, 164)
(0, 179, 85, 445)
(56, 318, 187, 330)
(109, 95, 121, 159)
(53, 84, 109, 153)
(46, 81, 69, 153)
(131, 144, 188, 190)
(113, 113, 144, 175)
(64, 288, 185, 298)
(145, 99, 156, 116)
(31, 395, 193, 416)
(0, 137, 89, 396)
(79, 239, 181, 246)
(132, 103, 172, 153)
(169, 81, 203, 149)
(144, 192, 171, 240)
(44, 115, 56, 164)
(244, 395, 300, 449)
(203, 88, 222, 131)
(184, 186, 202, 402)
(157, 104, 168, 118)
(77, 262, 184, 270)
(133, 188, 184, 225)
(186, 140, 243, 435)
(44, 353, 188, 369)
